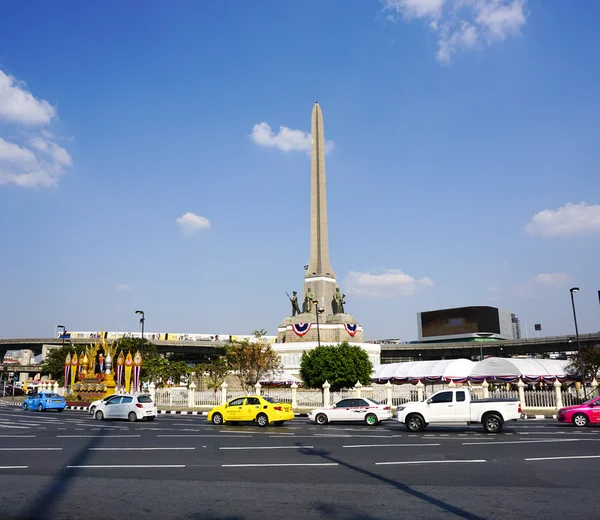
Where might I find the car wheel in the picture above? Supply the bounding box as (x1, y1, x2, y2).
(483, 413, 503, 433)
(572, 413, 589, 427)
(365, 413, 379, 426)
(89, 406, 96, 416)
(146, 416, 155, 421)
(23, 403, 28, 411)
(315, 413, 328, 425)
(38, 404, 44, 412)
(256, 413, 269, 427)
(212, 412, 223, 425)
(406, 414, 425, 432)
(95, 410, 104, 421)
(128, 412, 137, 422)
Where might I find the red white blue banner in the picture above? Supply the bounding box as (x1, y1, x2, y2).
(64, 365, 70, 391)
(344, 323, 358, 337)
(116, 364, 123, 391)
(292, 323, 312, 337)
(133, 365, 141, 392)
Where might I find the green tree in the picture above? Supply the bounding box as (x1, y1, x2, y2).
(226, 338, 282, 393)
(568, 345, 600, 383)
(300, 342, 373, 392)
(200, 356, 230, 395)
(41, 345, 85, 385)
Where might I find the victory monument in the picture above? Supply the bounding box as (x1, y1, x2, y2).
(276, 103, 380, 370)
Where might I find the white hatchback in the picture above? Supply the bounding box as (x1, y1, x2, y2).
(308, 397, 393, 426)
(94, 394, 157, 422)
(89, 394, 128, 416)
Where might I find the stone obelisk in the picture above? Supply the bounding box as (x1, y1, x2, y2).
(303, 102, 337, 313)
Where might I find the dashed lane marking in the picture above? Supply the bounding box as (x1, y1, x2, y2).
(0, 448, 62, 451)
(89, 447, 196, 451)
(57, 435, 141, 438)
(222, 463, 338, 468)
(343, 443, 441, 448)
(67, 464, 186, 469)
(525, 455, 600, 462)
(463, 439, 599, 445)
(219, 445, 314, 450)
(0, 466, 29, 469)
(376, 460, 487, 465)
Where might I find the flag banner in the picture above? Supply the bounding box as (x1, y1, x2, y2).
(344, 323, 358, 337)
(124, 352, 133, 393)
(292, 323, 311, 337)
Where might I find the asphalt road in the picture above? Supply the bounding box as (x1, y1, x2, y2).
(0, 401, 598, 520)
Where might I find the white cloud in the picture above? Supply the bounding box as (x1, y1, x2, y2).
(0, 68, 72, 188)
(116, 284, 133, 292)
(250, 122, 334, 154)
(534, 273, 571, 286)
(176, 212, 211, 235)
(382, 0, 527, 64)
(524, 202, 600, 237)
(382, 0, 446, 19)
(488, 286, 499, 292)
(0, 70, 56, 126)
(345, 269, 434, 298)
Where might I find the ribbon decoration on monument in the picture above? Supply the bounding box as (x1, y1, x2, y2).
(124, 352, 133, 393)
(116, 351, 124, 391)
(133, 350, 142, 392)
(64, 353, 71, 392)
(292, 323, 312, 337)
(344, 323, 358, 337)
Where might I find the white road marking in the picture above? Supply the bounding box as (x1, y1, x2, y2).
(89, 447, 196, 451)
(157, 434, 253, 438)
(57, 435, 141, 438)
(222, 463, 338, 468)
(0, 424, 30, 429)
(0, 466, 28, 469)
(526, 455, 600, 462)
(343, 443, 441, 448)
(67, 464, 186, 469)
(463, 439, 597, 446)
(376, 460, 487, 465)
(219, 446, 314, 450)
(0, 448, 62, 451)
(0, 435, 35, 438)
(219, 430, 254, 434)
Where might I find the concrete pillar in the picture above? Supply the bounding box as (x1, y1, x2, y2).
(554, 380, 563, 409)
(517, 379, 526, 410)
(482, 380, 490, 399)
(591, 378, 599, 397)
(255, 382, 262, 396)
(188, 382, 196, 408)
(291, 382, 298, 409)
(149, 382, 156, 402)
(323, 380, 330, 407)
(53, 382, 59, 394)
(385, 381, 392, 406)
(221, 381, 228, 405)
(417, 381, 424, 402)
(355, 381, 362, 398)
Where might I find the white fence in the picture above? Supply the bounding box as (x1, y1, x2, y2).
(148, 379, 600, 411)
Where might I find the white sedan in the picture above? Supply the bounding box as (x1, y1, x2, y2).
(94, 394, 157, 422)
(308, 397, 393, 426)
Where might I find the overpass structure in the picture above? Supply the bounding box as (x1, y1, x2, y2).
(379, 333, 600, 363)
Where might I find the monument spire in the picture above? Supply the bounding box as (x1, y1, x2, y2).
(306, 102, 335, 279)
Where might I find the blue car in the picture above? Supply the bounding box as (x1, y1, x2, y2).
(23, 392, 67, 412)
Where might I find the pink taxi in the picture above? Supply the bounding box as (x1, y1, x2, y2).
(557, 395, 600, 426)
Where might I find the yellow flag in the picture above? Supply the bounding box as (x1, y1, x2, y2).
(70, 353, 78, 390)
(124, 351, 133, 393)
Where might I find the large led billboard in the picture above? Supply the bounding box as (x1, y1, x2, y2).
(420, 306, 501, 338)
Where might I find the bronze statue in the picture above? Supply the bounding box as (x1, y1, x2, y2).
(304, 288, 314, 313)
(287, 291, 302, 316)
(334, 287, 346, 314)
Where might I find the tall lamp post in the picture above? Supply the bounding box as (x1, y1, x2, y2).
(57, 325, 66, 348)
(313, 300, 325, 348)
(135, 310, 145, 358)
(569, 288, 585, 392)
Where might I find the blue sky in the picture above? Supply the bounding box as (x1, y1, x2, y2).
(0, 0, 599, 340)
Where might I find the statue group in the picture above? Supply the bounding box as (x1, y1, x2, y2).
(287, 286, 346, 316)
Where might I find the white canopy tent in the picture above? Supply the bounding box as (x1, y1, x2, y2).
(372, 357, 572, 384)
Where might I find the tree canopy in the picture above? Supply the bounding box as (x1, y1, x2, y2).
(199, 356, 230, 394)
(300, 342, 373, 391)
(568, 345, 600, 382)
(226, 338, 282, 393)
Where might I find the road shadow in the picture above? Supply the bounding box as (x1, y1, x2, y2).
(17, 426, 109, 520)
(296, 443, 485, 520)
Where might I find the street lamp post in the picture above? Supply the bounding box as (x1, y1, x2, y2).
(313, 300, 324, 348)
(135, 310, 145, 340)
(57, 325, 66, 348)
(569, 288, 585, 392)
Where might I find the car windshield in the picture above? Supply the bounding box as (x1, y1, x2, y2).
(137, 395, 153, 403)
(261, 396, 278, 404)
(585, 397, 600, 406)
(44, 393, 60, 398)
(368, 398, 381, 405)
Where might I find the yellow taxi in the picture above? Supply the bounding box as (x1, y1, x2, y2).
(207, 395, 294, 427)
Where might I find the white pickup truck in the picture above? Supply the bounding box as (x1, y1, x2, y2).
(396, 388, 521, 433)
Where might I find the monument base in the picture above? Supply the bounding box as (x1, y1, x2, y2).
(272, 341, 381, 374)
(278, 312, 364, 344)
